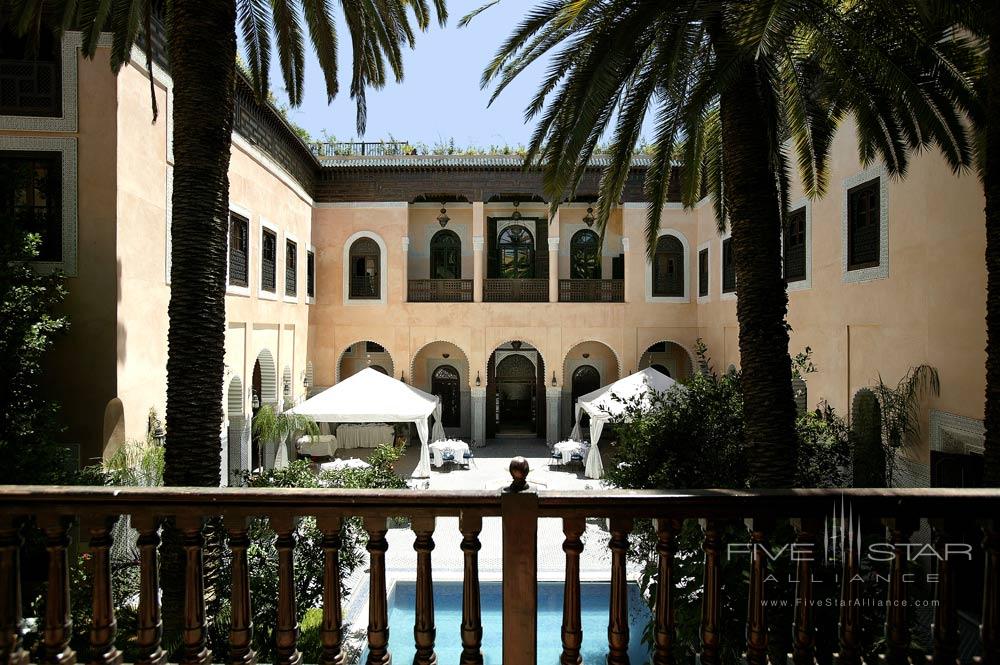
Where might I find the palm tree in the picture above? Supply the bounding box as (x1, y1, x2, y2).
(469, 0, 977, 487)
(7, 0, 446, 488)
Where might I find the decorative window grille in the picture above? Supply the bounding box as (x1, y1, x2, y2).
(261, 228, 277, 292)
(848, 180, 880, 270)
(652, 235, 684, 297)
(784, 207, 807, 282)
(349, 237, 380, 299)
(698, 248, 709, 297)
(0, 27, 61, 117)
(0, 151, 62, 261)
(228, 213, 249, 287)
(722, 238, 736, 293)
(306, 250, 315, 298)
(285, 239, 297, 296)
(570, 229, 601, 279)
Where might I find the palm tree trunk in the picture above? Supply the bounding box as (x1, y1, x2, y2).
(161, 0, 238, 642)
(984, 2, 1000, 488)
(719, 65, 800, 489)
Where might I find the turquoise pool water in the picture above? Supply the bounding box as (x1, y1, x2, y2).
(372, 580, 652, 663)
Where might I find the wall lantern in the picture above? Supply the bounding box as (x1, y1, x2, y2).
(442, 353, 450, 359)
(511, 340, 522, 350)
(475, 371, 481, 387)
(437, 204, 450, 228)
(510, 200, 522, 220)
(551, 372, 557, 387)
(251, 393, 260, 410)
(582, 352, 590, 359)
(583, 206, 596, 227)
(401, 372, 407, 384)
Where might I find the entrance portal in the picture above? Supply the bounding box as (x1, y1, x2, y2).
(486, 342, 545, 438)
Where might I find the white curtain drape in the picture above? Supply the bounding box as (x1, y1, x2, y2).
(584, 419, 606, 478)
(414, 417, 431, 478)
(431, 401, 446, 442)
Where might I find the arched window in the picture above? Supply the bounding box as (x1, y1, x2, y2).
(430, 230, 461, 279)
(498, 225, 535, 278)
(349, 237, 380, 299)
(571, 365, 601, 427)
(570, 229, 601, 279)
(652, 235, 684, 297)
(431, 365, 461, 428)
(651, 364, 671, 378)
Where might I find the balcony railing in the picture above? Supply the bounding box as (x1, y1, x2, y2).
(408, 279, 473, 302)
(559, 278, 624, 302)
(1, 461, 999, 665)
(483, 278, 549, 303)
(311, 141, 410, 158)
(349, 275, 380, 299)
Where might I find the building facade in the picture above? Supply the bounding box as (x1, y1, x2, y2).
(0, 32, 987, 487)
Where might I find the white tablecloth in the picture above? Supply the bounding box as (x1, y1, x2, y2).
(335, 423, 394, 449)
(552, 440, 589, 465)
(318, 458, 371, 472)
(297, 434, 338, 457)
(428, 439, 470, 468)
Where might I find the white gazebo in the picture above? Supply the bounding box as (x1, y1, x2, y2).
(286, 368, 445, 478)
(569, 367, 684, 479)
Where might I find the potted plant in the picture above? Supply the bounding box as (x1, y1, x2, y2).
(251, 404, 319, 471)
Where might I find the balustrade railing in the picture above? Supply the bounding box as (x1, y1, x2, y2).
(349, 275, 380, 299)
(483, 278, 549, 303)
(312, 142, 410, 158)
(1, 461, 998, 665)
(408, 279, 474, 302)
(559, 279, 624, 302)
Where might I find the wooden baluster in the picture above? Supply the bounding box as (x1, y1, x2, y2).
(983, 521, 1000, 665)
(40, 516, 75, 665)
(700, 520, 722, 665)
(459, 512, 483, 665)
(318, 516, 344, 665)
(653, 518, 679, 665)
(745, 518, 769, 665)
(177, 516, 211, 665)
(412, 517, 437, 665)
(560, 516, 585, 665)
(792, 518, 821, 665)
(884, 517, 917, 665)
(364, 517, 390, 665)
(132, 516, 165, 665)
(608, 517, 633, 665)
(837, 509, 862, 665)
(501, 458, 537, 665)
(0, 519, 28, 665)
(272, 516, 303, 665)
(224, 516, 255, 665)
(929, 519, 959, 665)
(84, 516, 122, 665)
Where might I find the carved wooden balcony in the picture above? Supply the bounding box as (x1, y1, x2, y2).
(408, 279, 474, 302)
(1, 461, 998, 665)
(558, 279, 624, 302)
(483, 278, 549, 303)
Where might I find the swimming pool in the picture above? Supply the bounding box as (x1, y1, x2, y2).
(373, 580, 652, 663)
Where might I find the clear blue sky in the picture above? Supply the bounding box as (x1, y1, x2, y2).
(263, 1, 562, 147)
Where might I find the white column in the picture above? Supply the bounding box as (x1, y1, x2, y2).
(548, 237, 560, 303)
(471, 386, 487, 447)
(545, 387, 562, 445)
(473, 201, 485, 302)
(621, 237, 631, 303)
(401, 236, 410, 302)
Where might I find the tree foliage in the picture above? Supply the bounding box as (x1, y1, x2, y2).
(0, 231, 72, 484)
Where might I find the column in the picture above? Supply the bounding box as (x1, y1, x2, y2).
(548, 209, 560, 303)
(545, 387, 561, 444)
(471, 386, 486, 447)
(401, 236, 410, 303)
(621, 237, 630, 303)
(473, 201, 485, 303)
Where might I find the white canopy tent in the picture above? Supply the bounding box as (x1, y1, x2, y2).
(569, 367, 683, 479)
(286, 368, 445, 478)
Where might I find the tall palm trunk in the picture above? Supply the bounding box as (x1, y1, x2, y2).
(985, 2, 1000, 488)
(160, 0, 238, 640)
(720, 64, 800, 489)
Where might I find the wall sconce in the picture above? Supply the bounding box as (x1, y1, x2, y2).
(251, 393, 260, 410)
(551, 372, 557, 387)
(510, 200, 522, 220)
(511, 340, 522, 350)
(583, 206, 595, 227)
(442, 352, 450, 359)
(401, 372, 407, 384)
(437, 204, 450, 228)
(582, 352, 590, 359)
(475, 371, 481, 387)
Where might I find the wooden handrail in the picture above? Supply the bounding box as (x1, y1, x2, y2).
(1, 464, 999, 665)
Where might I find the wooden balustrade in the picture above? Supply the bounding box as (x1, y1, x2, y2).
(483, 278, 548, 302)
(0, 472, 999, 665)
(558, 278, 625, 302)
(407, 279, 474, 302)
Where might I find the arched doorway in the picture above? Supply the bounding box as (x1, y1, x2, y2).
(638, 341, 694, 382)
(570, 229, 601, 279)
(497, 225, 535, 278)
(430, 229, 461, 279)
(570, 365, 601, 428)
(337, 341, 394, 381)
(432, 365, 461, 428)
(486, 340, 545, 439)
(251, 349, 277, 471)
(349, 237, 381, 299)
